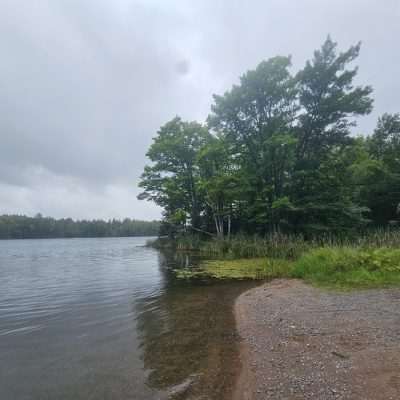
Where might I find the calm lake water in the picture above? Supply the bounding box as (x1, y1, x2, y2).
(0, 237, 252, 400)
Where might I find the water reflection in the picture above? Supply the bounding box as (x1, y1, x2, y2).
(0, 238, 255, 400)
(135, 251, 254, 399)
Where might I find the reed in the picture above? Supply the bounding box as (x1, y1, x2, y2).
(196, 229, 400, 260)
(169, 229, 400, 288)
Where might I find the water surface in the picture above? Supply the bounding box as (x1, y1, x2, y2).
(0, 237, 251, 400)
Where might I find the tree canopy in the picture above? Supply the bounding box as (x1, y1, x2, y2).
(138, 37, 399, 238)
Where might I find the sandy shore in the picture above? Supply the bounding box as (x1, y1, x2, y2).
(234, 279, 400, 400)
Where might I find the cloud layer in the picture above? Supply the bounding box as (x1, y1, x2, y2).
(1, 0, 399, 219)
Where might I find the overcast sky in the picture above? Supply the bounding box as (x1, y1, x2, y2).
(1, 0, 399, 220)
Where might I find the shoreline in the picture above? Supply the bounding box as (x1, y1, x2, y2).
(233, 279, 400, 399)
(232, 295, 255, 400)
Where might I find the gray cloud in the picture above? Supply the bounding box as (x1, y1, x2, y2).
(0, 0, 399, 219)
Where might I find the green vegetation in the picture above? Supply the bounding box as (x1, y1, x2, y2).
(292, 247, 400, 288)
(139, 36, 400, 289)
(0, 214, 160, 239)
(138, 37, 400, 238)
(176, 247, 400, 289)
(173, 232, 400, 289)
(199, 258, 292, 280)
(152, 229, 400, 258)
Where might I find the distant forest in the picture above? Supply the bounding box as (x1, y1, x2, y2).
(0, 215, 160, 239)
(139, 37, 400, 238)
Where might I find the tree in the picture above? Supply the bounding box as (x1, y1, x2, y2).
(197, 136, 241, 238)
(0, 215, 160, 239)
(208, 56, 298, 233)
(369, 113, 400, 168)
(296, 36, 373, 161)
(138, 38, 399, 237)
(358, 113, 400, 225)
(290, 36, 374, 234)
(138, 117, 211, 233)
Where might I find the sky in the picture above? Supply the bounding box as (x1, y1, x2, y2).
(1, 0, 399, 220)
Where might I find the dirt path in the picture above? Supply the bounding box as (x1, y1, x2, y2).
(234, 280, 400, 400)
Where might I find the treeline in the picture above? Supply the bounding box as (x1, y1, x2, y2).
(138, 37, 400, 238)
(0, 215, 160, 239)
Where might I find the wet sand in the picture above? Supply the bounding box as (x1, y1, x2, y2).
(234, 279, 400, 400)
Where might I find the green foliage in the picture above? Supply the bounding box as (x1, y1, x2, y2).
(138, 117, 211, 232)
(359, 113, 400, 224)
(369, 113, 400, 166)
(296, 36, 373, 161)
(139, 37, 399, 237)
(208, 56, 298, 231)
(197, 136, 240, 237)
(292, 247, 400, 288)
(291, 36, 374, 233)
(0, 214, 160, 239)
(174, 244, 400, 288)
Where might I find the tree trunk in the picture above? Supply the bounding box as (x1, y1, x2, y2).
(214, 215, 224, 239)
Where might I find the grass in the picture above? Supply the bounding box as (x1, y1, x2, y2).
(175, 245, 400, 289)
(292, 247, 400, 289)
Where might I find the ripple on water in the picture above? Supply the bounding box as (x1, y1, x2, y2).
(0, 237, 251, 400)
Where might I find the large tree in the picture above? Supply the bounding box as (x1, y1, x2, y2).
(296, 36, 373, 161)
(138, 117, 211, 232)
(197, 136, 241, 238)
(208, 56, 298, 232)
(138, 38, 398, 237)
(290, 37, 374, 234)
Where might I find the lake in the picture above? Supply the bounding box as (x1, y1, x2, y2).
(0, 237, 252, 399)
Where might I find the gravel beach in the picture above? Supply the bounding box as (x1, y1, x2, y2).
(234, 280, 400, 400)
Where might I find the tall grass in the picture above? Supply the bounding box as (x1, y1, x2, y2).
(198, 234, 311, 260)
(148, 229, 400, 260)
(194, 229, 400, 260)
